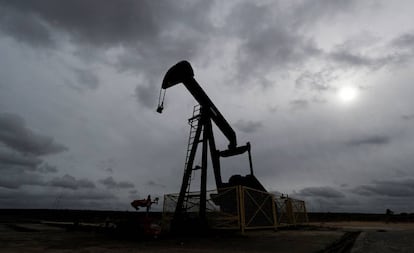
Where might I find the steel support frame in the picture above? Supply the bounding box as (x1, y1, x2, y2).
(173, 106, 220, 224)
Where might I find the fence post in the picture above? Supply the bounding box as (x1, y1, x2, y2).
(286, 198, 296, 225)
(302, 201, 309, 223)
(271, 195, 278, 231)
(239, 186, 245, 234)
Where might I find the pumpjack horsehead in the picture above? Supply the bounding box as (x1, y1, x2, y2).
(131, 195, 159, 212)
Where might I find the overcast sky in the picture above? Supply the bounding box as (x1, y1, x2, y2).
(1, 0, 414, 213)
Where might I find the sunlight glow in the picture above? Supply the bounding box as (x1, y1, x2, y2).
(338, 86, 358, 103)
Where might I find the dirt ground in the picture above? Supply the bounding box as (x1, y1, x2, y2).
(311, 221, 414, 253)
(0, 222, 342, 253)
(0, 221, 413, 253)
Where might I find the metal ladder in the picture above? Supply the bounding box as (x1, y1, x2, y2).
(183, 104, 202, 209)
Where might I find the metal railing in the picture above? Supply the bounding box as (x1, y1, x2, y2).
(163, 186, 288, 232)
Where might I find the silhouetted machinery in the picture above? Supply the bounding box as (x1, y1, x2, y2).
(157, 61, 266, 227)
(131, 195, 159, 212)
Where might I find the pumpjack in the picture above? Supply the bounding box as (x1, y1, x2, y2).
(157, 61, 266, 228)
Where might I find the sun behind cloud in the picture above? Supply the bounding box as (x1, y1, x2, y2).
(338, 86, 358, 104)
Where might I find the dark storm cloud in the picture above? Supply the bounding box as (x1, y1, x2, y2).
(388, 32, 414, 65)
(73, 68, 100, 90)
(346, 134, 391, 147)
(228, 2, 321, 85)
(0, 170, 45, 189)
(328, 50, 391, 70)
(0, 0, 212, 55)
(330, 50, 373, 67)
(295, 69, 335, 91)
(291, 0, 359, 27)
(0, 149, 42, 168)
(0, 113, 67, 156)
(234, 120, 263, 133)
(135, 84, 157, 109)
(297, 186, 345, 199)
(0, 0, 159, 47)
(390, 32, 414, 49)
(291, 186, 363, 212)
(238, 25, 320, 71)
(99, 176, 134, 189)
(49, 174, 95, 190)
(326, 31, 414, 71)
(36, 163, 58, 173)
(0, 5, 55, 47)
(0, 0, 213, 109)
(225, 1, 365, 86)
(352, 178, 414, 197)
(0, 145, 60, 190)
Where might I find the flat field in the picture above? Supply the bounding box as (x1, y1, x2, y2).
(1, 210, 413, 253)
